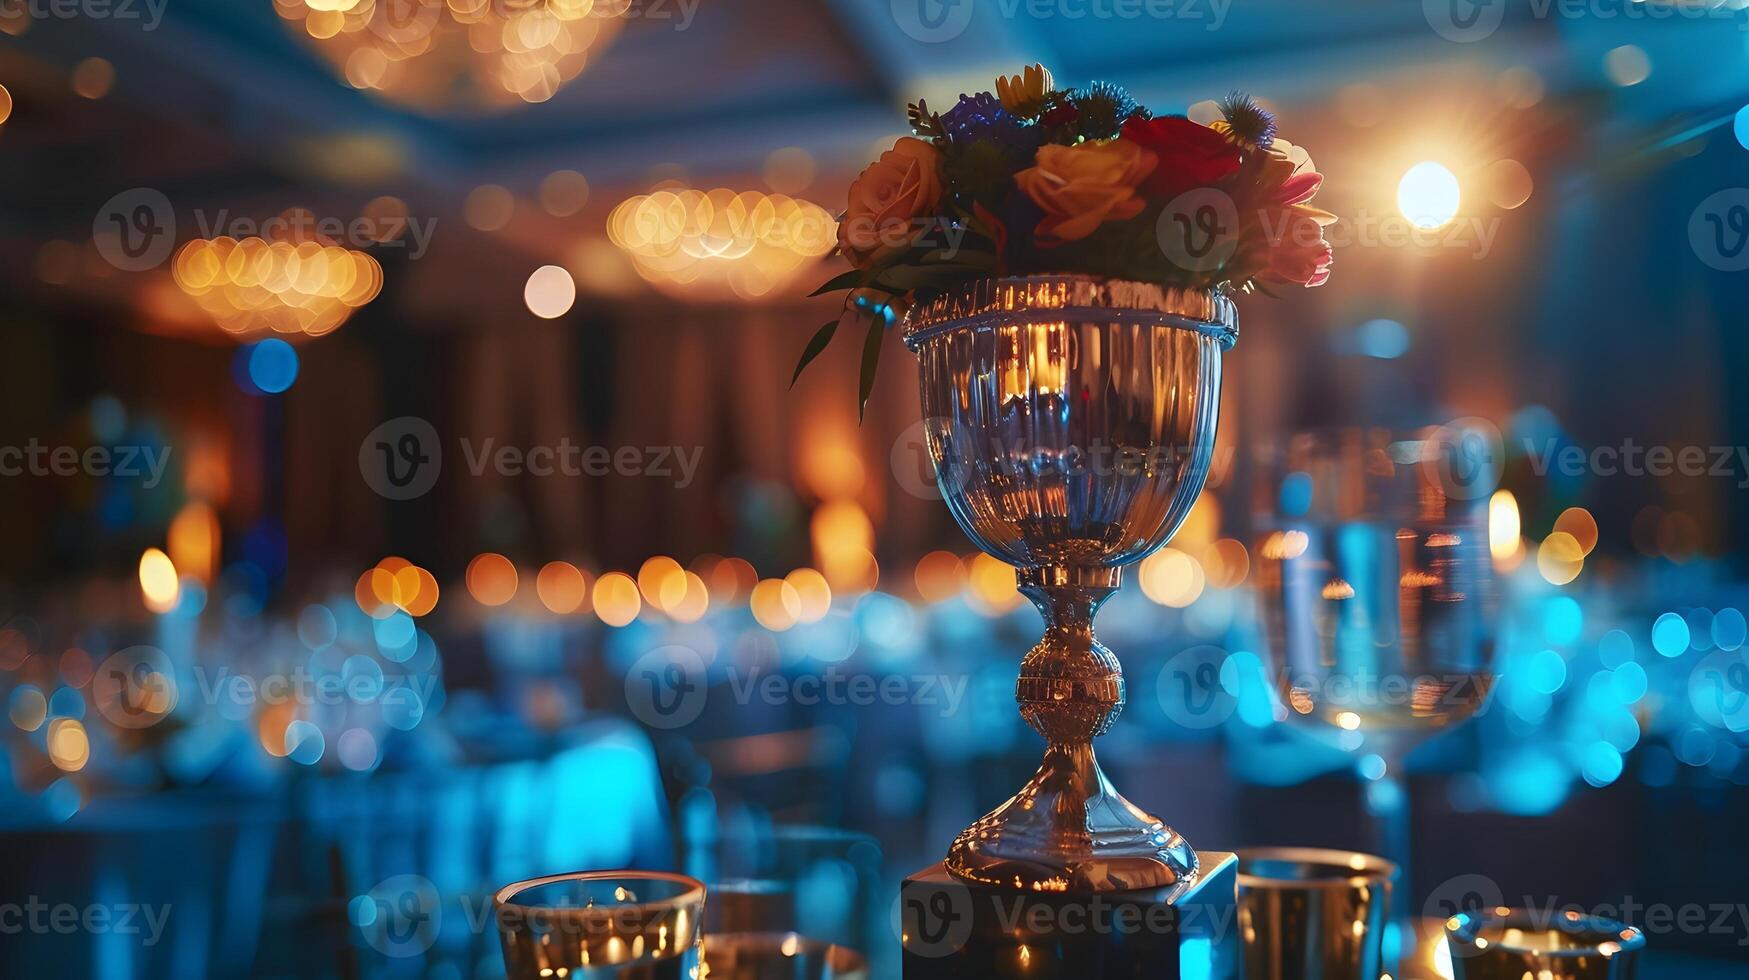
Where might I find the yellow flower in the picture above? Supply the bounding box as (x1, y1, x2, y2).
(995, 64, 1054, 116)
(1015, 140, 1156, 243)
(838, 137, 944, 268)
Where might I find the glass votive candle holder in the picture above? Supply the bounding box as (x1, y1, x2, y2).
(495, 870, 705, 979)
(1444, 907, 1646, 980)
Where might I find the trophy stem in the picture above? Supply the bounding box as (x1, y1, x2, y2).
(945, 566, 1200, 893)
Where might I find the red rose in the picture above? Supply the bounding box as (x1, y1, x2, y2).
(1118, 116, 1242, 200)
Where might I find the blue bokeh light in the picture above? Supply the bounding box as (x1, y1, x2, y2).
(238, 339, 300, 395)
(1353, 318, 1410, 358)
(1652, 613, 1691, 658)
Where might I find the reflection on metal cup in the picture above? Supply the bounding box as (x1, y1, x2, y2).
(1237, 847, 1395, 980)
(1445, 907, 1645, 980)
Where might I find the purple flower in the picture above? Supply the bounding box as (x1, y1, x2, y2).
(942, 93, 1029, 149)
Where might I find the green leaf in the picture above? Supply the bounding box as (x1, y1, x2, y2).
(857, 315, 886, 422)
(789, 317, 840, 389)
(807, 269, 867, 297)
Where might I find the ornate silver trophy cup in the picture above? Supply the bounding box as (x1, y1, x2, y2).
(902, 275, 1236, 894)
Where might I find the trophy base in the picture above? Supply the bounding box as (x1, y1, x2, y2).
(900, 851, 1239, 980)
(944, 740, 1200, 892)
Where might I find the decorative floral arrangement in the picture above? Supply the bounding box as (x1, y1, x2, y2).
(794, 66, 1335, 414)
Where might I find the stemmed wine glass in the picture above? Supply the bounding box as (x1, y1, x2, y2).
(1250, 425, 1502, 971)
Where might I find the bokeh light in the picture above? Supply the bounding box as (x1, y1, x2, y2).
(1398, 162, 1461, 230)
(608, 187, 835, 301)
(47, 718, 89, 771)
(593, 572, 641, 627)
(540, 169, 591, 217)
(242, 339, 301, 394)
(173, 234, 383, 338)
(274, 0, 625, 109)
(524, 264, 577, 319)
(139, 548, 180, 613)
(1140, 548, 1206, 608)
(750, 578, 802, 631)
(466, 553, 519, 607)
(71, 57, 113, 99)
(1536, 532, 1584, 586)
(536, 561, 590, 615)
(465, 185, 516, 231)
(1604, 45, 1651, 87)
(914, 550, 967, 603)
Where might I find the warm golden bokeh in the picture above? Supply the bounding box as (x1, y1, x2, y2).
(467, 553, 520, 607)
(607, 187, 835, 300)
(171, 235, 383, 338)
(273, 0, 624, 109)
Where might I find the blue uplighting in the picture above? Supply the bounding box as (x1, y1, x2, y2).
(1353, 318, 1410, 358)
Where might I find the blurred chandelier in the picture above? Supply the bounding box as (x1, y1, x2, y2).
(273, 0, 626, 110)
(607, 188, 835, 301)
(172, 234, 383, 338)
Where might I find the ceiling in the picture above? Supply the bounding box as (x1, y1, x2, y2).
(1, 0, 1745, 312)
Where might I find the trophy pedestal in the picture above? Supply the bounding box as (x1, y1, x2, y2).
(900, 851, 1239, 979)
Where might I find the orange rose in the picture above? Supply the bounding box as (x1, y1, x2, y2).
(838, 137, 944, 268)
(1015, 140, 1157, 243)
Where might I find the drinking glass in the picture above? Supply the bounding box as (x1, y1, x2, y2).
(495, 870, 705, 980)
(1445, 908, 1645, 979)
(1251, 425, 1502, 966)
(1237, 848, 1395, 980)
